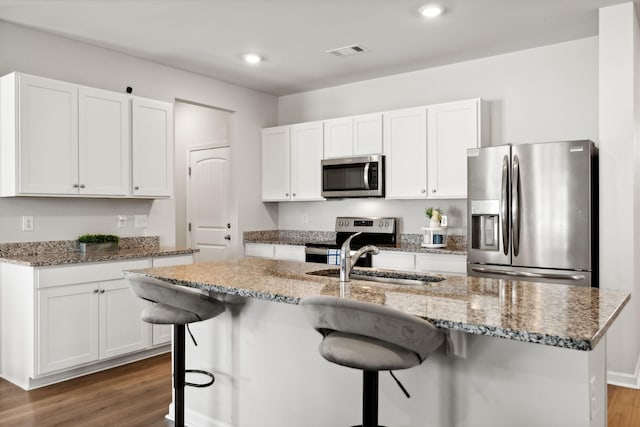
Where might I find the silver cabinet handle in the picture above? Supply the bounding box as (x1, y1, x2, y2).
(134, 186, 140, 190)
(285, 193, 289, 197)
(292, 193, 296, 197)
(431, 189, 436, 193)
(79, 184, 85, 189)
(100, 289, 105, 294)
(421, 189, 426, 193)
(73, 184, 79, 188)
(93, 289, 99, 294)
(512, 155, 520, 257)
(501, 154, 510, 256)
(224, 235, 231, 241)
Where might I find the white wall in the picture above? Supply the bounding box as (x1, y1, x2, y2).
(598, 2, 640, 388)
(0, 21, 278, 247)
(277, 37, 598, 233)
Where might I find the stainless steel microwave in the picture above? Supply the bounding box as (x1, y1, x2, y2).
(321, 155, 384, 198)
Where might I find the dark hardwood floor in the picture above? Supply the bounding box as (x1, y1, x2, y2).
(0, 353, 171, 427)
(1, 356, 639, 426)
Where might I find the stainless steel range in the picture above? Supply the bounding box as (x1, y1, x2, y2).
(305, 217, 397, 266)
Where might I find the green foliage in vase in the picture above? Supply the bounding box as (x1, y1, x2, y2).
(78, 234, 120, 244)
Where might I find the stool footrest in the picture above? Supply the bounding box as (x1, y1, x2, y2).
(185, 369, 215, 388)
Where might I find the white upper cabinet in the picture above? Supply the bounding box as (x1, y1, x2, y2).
(323, 113, 382, 159)
(323, 118, 353, 158)
(383, 107, 428, 199)
(0, 72, 173, 198)
(262, 126, 291, 201)
(290, 121, 323, 201)
(79, 87, 130, 196)
(6, 74, 79, 196)
(353, 113, 383, 156)
(262, 123, 323, 201)
(131, 97, 174, 198)
(427, 99, 486, 199)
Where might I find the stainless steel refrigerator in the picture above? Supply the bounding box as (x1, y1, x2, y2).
(467, 140, 598, 287)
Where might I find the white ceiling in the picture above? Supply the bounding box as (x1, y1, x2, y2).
(0, 0, 627, 96)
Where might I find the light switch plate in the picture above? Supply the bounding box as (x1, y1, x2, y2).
(135, 214, 149, 228)
(22, 216, 34, 232)
(117, 215, 128, 228)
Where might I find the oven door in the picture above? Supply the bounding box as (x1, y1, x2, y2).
(321, 155, 384, 198)
(304, 246, 372, 267)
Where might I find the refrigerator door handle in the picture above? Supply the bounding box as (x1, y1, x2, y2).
(470, 267, 586, 281)
(501, 155, 509, 255)
(512, 155, 520, 257)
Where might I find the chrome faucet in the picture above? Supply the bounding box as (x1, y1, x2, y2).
(339, 232, 380, 282)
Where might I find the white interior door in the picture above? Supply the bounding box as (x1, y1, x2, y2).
(188, 147, 231, 262)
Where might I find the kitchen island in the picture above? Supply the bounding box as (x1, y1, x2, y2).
(125, 258, 629, 427)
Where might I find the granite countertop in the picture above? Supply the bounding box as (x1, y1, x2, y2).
(243, 230, 467, 255)
(124, 258, 629, 351)
(0, 236, 198, 267)
(0, 247, 198, 267)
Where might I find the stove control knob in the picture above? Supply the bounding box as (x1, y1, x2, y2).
(384, 221, 389, 227)
(378, 221, 384, 227)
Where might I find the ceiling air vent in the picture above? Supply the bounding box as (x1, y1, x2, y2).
(326, 44, 369, 57)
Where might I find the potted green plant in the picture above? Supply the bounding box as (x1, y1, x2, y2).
(78, 234, 120, 254)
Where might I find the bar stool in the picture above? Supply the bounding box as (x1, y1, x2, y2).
(301, 295, 444, 427)
(128, 276, 225, 427)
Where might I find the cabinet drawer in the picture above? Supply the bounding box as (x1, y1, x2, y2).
(37, 259, 151, 288)
(245, 243, 275, 258)
(152, 255, 194, 267)
(415, 253, 467, 274)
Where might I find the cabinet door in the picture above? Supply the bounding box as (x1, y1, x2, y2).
(383, 107, 427, 199)
(427, 99, 479, 199)
(323, 118, 353, 158)
(290, 122, 324, 201)
(18, 74, 79, 195)
(415, 253, 467, 274)
(37, 284, 99, 375)
(99, 280, 150, 359)
(353, 113, 383, 155)
(131, 98, 173, 197)
(273, 244, 305, 262)
(244, 243, 275, 258)
(79, 87, 130, 196)
(372, 251, 416, 271)
(261, 126, 291, 201)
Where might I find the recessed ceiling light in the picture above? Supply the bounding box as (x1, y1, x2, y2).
(419, 4, 445, 18)
(243, 53, 262, 64)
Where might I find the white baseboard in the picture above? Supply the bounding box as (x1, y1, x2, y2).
(607, 353, 640, 389)
(167, 403, 232, 427)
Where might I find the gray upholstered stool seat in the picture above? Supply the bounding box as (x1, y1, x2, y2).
(129, 276, 225, 323)
(302, 295, 444, 427)
(127, 276, 225, 427)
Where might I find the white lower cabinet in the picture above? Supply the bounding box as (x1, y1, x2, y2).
(0, 254, 194, 389)
(244, 243, 305, 262)
(373, 250, 467, 274)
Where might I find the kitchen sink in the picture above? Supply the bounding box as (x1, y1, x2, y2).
(306, 268, 444, 286)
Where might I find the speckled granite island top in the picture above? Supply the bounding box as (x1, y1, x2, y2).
(124, 258, 629, 351)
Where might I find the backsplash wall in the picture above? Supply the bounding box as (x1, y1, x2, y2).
(277, 199, 467, 235)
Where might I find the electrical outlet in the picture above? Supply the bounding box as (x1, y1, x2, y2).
(134, 214, 149, 228)
(117, 215, 128, 228)
(22, 216, 34, 232)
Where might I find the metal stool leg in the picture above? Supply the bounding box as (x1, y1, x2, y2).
(174, 324, 186, 427)
(362, 370, 378, 427)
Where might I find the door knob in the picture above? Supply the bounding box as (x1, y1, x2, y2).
(224, 235, 231, 240)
